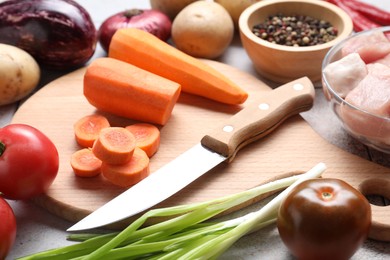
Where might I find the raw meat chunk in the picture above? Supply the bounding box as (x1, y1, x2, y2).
(323, 53, 367, 98)
(340, 104, 390, 146)
(345, 63, 390, 117)
(340, 63, 390, 145)
(374, 53, 390, 67)
(341, 30, 390, 64)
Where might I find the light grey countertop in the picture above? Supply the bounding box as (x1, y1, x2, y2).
(2, 0, 390, 259)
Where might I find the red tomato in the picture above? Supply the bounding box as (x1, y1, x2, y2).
(0, 124, 59, 200)
(277, 178, 371, 260)
(0, 197, 17, 259)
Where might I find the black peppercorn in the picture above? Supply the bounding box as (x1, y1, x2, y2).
(252, 13, 338, 47)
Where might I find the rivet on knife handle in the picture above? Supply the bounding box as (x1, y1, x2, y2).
(201, 77, 315, 162)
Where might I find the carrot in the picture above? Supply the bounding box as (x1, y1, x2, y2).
(125, 123, 160, 157)
(74, 114, 110, 148)
(70, 148, 102, 177)
(92, 127, 136, 165)
(84, 57, 181, 125)
(108, 28, 248, 105)
(101, 147, 150, 187)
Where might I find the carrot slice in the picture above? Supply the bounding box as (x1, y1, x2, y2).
(70, 148, 102, 177)
(83, 57, 181, 125)
(101, 147, 150, 187)
(74, 114, 110, 148)
(92, 127, 136, 165)
(125, 123, 160, 157)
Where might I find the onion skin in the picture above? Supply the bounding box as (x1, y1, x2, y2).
(98, 9, 172, 52)
(0, 0, 97, 70)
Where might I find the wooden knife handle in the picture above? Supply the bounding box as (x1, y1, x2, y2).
(200, 77, 315, 162)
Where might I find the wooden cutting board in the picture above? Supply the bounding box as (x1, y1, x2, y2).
(11, 60, 390, 241)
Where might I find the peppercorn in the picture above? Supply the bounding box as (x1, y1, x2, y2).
(252, 13, 338, 47)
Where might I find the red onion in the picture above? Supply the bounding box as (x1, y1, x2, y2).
(98, 9, 172, 52)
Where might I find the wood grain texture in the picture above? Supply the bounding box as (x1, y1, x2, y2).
(11, 60, 390, 241)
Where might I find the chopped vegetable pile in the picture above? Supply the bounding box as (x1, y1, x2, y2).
(71, 114, 161, 188)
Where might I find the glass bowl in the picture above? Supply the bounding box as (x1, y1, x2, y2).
(322, 26, 390, 153)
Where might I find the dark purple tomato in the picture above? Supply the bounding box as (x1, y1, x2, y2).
(277, 178, 371, 260)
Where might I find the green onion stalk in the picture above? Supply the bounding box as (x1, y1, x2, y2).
(18, 162, 326, 260)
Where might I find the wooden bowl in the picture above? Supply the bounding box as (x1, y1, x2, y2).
(239, 0, 353, 83)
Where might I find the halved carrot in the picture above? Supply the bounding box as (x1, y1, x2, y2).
(74, 114, 110, 148)
(83, 57, 181, 125)
(125, 123, 160, 157)
(101, 147, 150, 187)
(70, 148, 102, 177)
(108, 28, 248, 105)
(92, 127, 136, 165)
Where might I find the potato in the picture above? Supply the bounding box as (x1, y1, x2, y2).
(149, 0, 199, 20)
(215, 0, 261, 29)
(0, 44, 40, 106)
(172, 1, 234, 59)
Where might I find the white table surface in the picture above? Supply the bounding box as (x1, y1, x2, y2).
(3, 0, 390, 259)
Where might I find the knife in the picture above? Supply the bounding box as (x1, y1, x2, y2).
(67, 77, 315, 231)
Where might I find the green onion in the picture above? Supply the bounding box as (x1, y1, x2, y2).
(18, 162, 326, 260)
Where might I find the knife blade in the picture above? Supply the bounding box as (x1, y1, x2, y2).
(67, 77, 315, 231)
